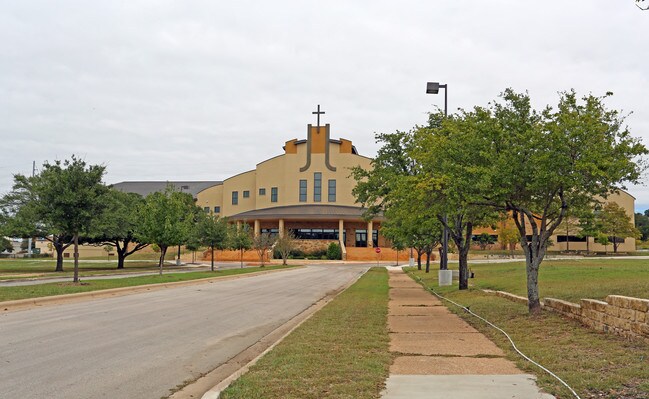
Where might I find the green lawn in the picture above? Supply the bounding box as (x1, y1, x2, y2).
(0, 258, 201, 281)
(220, 268, 391, 399)
(0, 265, 295, 302)
(464, 258, 649, 302)
(407, 268, 649, 399)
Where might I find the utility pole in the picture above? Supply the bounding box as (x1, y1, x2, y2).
(27, 161, 36, 258)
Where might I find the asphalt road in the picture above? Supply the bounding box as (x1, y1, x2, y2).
(0, 264, 369, 399)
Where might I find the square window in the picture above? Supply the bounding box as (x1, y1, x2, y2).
(259, 188, 266, 196)
(243, 190, 250, 198)
(214, 206, 220, 213)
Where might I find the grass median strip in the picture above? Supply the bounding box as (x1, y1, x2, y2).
(220, 267, 391, 399)
(407, 267, 649, 399)
(0, 265, 295, 302)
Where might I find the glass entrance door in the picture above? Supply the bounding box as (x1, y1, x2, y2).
(355, 229, 367, 247)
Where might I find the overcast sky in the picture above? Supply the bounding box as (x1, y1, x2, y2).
(2, 1, 648, 210)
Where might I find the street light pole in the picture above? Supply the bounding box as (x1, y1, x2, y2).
(426, 82, 449, 271)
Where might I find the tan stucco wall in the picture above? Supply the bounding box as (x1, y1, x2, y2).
(196, 184, 224, 216)
(195, 132, 372, 219)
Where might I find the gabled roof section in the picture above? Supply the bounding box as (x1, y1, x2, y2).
(111, 181, 222, 197)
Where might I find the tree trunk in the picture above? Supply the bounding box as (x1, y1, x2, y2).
(425, 251, 430, 273)
(458, 246, 469, 290)
(417, 251, 422, 270)
(158, 245, 167, 275)
(54, 242, 65, 272)
(73, 234, 79, 283)
(522, 242, 544, 315)
(211, 245, 215, 272)
(240, 249, 244, 268)
(117, 251, 126, 270)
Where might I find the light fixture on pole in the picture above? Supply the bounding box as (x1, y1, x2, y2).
(426, 82, 450, 277)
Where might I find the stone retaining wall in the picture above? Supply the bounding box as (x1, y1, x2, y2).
(485, 289, 649, 340)
(544, 295, 649, 339)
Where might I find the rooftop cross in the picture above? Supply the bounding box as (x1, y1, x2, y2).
(312, 104, 325, 128)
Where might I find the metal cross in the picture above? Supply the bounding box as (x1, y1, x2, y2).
(312, 104, 325, 128)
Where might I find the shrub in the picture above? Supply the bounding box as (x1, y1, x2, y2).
(326, 242, 342, 260)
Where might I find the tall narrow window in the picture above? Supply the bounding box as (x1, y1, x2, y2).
(299, 179, 307, 202)
(314, 172, 322, 202)
(328, 179, 336, 202)
(271, 187, 278, 203)
(232, 191, 238, 205)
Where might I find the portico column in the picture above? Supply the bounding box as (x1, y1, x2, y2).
(254, 220, 260, 237)
(236, 221, 241, 230)
(367, 220, 374, 248)
(279, 219, 285, 237)
(338, 219, 344, 242)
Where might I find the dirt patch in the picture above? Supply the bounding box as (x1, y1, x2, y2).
(390, 356, 522, 375)
(389, 332, 505, 356)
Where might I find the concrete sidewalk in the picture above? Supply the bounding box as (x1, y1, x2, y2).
(381, 268, 555, 399)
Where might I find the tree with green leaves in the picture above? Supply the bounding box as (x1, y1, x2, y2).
(1, 171, 73, 272)
(379, 175, 442, 273)
(274, 231, 296, 265)
(136, 185, 197, 274)
(475, 233, 496, 250)
(635, 211, 649, 242)
(228, 223, 253, 268)
(498, 217, 520, 257)
(0, 237, 13, 253)
(352, 131, 442, 274)
(191, 214, 228, 271)
(598, 202, 640, 253)
(1, 157, 108, 282)
(410, 111, 499, 288)
(88, 189, 149, 269)
(595, 233, 610, 252)
(477, 89, 646, 314)
(576, 208, 602, 253)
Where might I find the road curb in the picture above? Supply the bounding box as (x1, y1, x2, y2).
(0, 266, 304, 313)
(167, 267, 369, 399)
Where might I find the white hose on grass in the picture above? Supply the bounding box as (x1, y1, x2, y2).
(413, 275, 582, 399)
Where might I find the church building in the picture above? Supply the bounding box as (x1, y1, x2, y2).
(193, 107, 387, 260)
